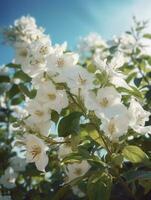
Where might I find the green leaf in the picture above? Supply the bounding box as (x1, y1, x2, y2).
(71, 135, 81, 149)
(130, 86, 143, 99)
(7, 84, 20, 98)
(123, 170, 151, 183)
(118, 87, 143, 99)
(62, 153, 83, 164)
(135, 47, 141, 55)
(147, 57, 151, 65)
(126, 72, 137, 83)
(87, 172, 112, 200)
(0, 75, 10, 83)
(126, 31, 132, 35)
(95, 71, 108, 85)
(109, 45, 118, 54)
(6, 63, 20, 68)
(14, 70, 31, 82)
(11, 95, 25, 105)
(111, 153, 124, 167)
(87, 63, 96, 73)
(143, 33, 151, 39)
(58, 112, 82, 137)
(51, 110, 60, 123)
(83, 123, 105, 147)
(19, 83, 37, 99)
(122, 145, 148, 163)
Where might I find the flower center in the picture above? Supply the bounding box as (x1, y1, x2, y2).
(100, 97, 109, 107)
(57, 58, 64, 67)
(39, 46, 49, 55)
(35, 110, 44, 117)
(19, 48, 28, 58)
(74, 168, 82, 176)
(31, 145, 41, 159)
(47, 93, 56, 100)
(30, 58, 45, 65)
(136, 113, 147, 125)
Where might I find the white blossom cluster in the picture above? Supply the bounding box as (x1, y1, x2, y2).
(77, 33, 108, 58)
(3, 16, 45, 46)
(3, 16, 151, 192)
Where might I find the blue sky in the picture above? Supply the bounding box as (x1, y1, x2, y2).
(0, 0, 151, 65)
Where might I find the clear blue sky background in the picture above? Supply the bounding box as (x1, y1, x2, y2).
(0, 0, 151, 65)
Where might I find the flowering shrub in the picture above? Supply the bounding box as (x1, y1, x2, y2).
(0, 16, 151, 200)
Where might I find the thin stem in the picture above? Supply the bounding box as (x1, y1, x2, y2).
(66, 90, 87, 117)
(90, 122, 112, 156)
(42, 136, 70, 145)
(66, 90, 112, 156)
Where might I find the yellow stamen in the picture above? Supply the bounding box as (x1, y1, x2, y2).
(48, 93, 56, 100)
(74, 168, 82, 176)
(31, 145, 41, 159)
(35, 110, 44, 117)
(108, 119, 117, 135)
(100, 97, 109, 107)
(57, 58, 64, 67)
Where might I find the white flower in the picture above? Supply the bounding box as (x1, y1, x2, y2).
(31, 36, 52, 55)
(109, 70, 130, 89)
(140, 37, 151, 56)
(31, 72, 44, 88)
(14, 15, 37, 30)
(35, 80, 68, 113)
(94, 53, 130, 89)
(20, 37, 52, 77)
(12, 20, 52, 77)
(0, 167, 17, 189)
(54, 42, 67, 54)
(128, 98, 151, 134)
(47, 51, 79, 76)
(60, 65, 96, 96)
(119, 33, 136, 53)
(85, 86, 122, 117)
(110, 52, 126, 70)
(24, 116, 51, 136)
(9, 156, 26, 172)
(66, 160, 90, 182)
(24, 134, 49, 171)
(100, 111, 129, 141)
(26, 99, 51, 123)
(93, 48, 109, 65)
(21, 53, 46, 78)
(77, 33, 107, 52)
(15, 43, 29, 66)
(3, 16, 45, 46)
(18, 52, 46, 77)
(58, 144, 72, 159)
